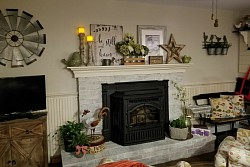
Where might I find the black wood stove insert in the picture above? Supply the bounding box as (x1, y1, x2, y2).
(102, 80, 169, 146)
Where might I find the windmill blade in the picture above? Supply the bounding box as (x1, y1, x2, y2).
(0, 28, 7, 37)
(24, 34, 46, 44)
(0, 46, 13, 66)
(22, 41, 45, 56)
(0, 10, 11, 32)
(12, 47, 24, 67)
(6, 9, 18, 31)
(17, 11, 33, 33)
(0, 41, 7, 52)
(0, 36, 5, 41)
(22, 20, 44, 36)
(18, 45, 37, 65)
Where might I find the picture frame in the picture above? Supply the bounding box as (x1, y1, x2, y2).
(149, 56, 163, 64)
(90, 24, 123, 66)
(137, 25, 167, 64)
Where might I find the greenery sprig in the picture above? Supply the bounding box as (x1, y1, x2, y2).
(171, 80, 188, 115)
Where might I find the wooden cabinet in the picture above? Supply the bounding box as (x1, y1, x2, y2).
(0, 116, 48, 167)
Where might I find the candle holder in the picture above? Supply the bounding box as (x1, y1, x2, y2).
(78, 27, 88, 66)
(87, 41, 94, 66)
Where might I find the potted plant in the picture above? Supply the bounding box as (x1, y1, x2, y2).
(205, 42, 216, 55)
(59, 121, 90, 152)
(72, 132, 90, 158)
(221, 42, 232, 55)
(169, 115, 189, 140)
(214, 42, 223, 55)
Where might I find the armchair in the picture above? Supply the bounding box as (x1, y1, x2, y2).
(215, 128, 250, 167)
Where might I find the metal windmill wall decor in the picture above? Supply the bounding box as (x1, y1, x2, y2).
(0, 9, 46, 67)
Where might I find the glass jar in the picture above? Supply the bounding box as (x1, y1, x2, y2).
(185, 115, 192, 137)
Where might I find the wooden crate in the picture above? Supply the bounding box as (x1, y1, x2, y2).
(124, 56, 145, 65)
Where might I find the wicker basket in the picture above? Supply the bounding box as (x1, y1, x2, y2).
(169, 126, 188, 140)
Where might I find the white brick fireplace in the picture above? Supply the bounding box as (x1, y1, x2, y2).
(69, 63, 192, 133)
(61, 64, 216, 167)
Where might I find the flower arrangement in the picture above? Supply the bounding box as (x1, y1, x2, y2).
(115, 33, 149, 56)
(171, 80, 188, 115)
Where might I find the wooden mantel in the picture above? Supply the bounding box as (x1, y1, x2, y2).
(68, 63, 192, 78)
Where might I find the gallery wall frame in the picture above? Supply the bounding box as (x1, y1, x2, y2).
(137, 25, 167, 64)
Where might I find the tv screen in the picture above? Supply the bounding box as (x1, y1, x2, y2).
(0, 75, 46, 115)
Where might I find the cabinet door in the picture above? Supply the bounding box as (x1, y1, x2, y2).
(11, 137, 45, 167)
(11, 122, 43, 138)
(0, 140, 12, 167)
(0, 125, 9, 139)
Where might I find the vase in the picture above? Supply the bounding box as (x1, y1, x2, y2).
(185, 116, 192, 137)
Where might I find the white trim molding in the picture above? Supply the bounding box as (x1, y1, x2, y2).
(68, 63, 192, 78)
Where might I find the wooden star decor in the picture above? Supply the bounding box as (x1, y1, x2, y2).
(160, 34, 185, 63)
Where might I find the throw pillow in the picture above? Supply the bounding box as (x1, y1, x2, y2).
(220, 94, 245, 116)
(236, 128, 250, 147)
(209, 97, 235, 118)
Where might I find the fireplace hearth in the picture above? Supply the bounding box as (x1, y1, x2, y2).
(102, 80, 169, 145)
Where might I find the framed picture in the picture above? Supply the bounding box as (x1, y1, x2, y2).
(149, 56, 163, 64)
(90, 24, 123, 66)
(137, 25, 167, 64)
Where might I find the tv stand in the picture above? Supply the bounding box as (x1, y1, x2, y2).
(0, 111, 47, 122)
(0, 115, 48, 167)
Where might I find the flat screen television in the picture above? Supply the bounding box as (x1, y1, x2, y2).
(0, 75, 46, 118)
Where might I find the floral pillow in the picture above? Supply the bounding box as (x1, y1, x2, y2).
(209, 97, 235, 118)
(220, 94, 245, 116)
(236, 128, 250, 147)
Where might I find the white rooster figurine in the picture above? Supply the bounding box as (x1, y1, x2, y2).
(82, 107, 109, 140)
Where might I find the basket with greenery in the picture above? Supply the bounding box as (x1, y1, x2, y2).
(170, 116, 187, 129)
(169, 116, 189, 140)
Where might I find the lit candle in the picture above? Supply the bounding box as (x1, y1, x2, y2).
(78, 27, 85, 34)
(87, 35, 94, 42)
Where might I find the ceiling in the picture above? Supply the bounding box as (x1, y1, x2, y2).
(134, 0, 250, 12)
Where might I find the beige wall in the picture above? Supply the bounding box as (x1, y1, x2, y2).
(0, 0, 242, 94)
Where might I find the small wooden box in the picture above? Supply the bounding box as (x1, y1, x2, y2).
(124, 56, 145, 65)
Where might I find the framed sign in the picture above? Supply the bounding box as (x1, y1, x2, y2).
(90, 24, 123, 66)
(137, 25, 167, 64)
(149, 56, 163, 64)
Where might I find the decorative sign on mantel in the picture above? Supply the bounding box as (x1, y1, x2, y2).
(90, 24, 123, 66)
